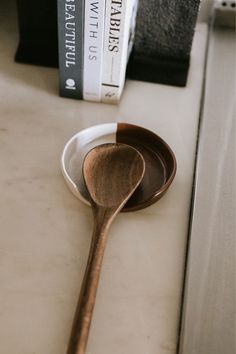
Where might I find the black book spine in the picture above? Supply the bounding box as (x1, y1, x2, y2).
(57, 0, 84, 99)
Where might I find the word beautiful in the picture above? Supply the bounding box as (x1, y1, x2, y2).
(108, 0, 123, 53)
(64, 0, 76, 68)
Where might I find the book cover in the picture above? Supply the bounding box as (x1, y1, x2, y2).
(101, 0, 139, 104)
(83, 0, 106, 102)
(57, 0, 84, 99)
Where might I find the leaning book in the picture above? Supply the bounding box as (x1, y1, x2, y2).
(57, 0, 84, 99)
(101, 0, 139, 104)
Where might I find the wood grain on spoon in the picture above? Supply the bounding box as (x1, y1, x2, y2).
(67, 143, 145, 354)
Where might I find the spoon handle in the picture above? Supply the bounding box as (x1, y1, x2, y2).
(67, 206, 116, 354)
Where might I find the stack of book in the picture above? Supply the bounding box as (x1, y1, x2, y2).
(57, 0, 139, 104)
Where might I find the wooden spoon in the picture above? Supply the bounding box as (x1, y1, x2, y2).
(67, 143, 145, 354)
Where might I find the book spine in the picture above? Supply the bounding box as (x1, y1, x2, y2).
(83, 0, 106, 102)
(57, 0, 84, 99)
(101, 0, 137, 104)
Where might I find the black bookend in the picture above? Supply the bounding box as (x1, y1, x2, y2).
(15, 0, 58, 67)
(127, 0, 200, 87)
(127, 53, 190, 87)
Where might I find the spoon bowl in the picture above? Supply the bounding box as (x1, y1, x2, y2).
(83, 143, 145, 207)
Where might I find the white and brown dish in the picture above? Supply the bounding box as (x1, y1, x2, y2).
(61, 122, 177, 211)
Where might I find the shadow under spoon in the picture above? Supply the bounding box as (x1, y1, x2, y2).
(67, 143, 145, 354)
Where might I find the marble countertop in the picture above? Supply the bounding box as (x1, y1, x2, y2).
(0, 3, 207, 354)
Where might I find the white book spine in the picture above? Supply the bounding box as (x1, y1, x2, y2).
(101, 0, 138, 104)
(83, 0, 106, 102)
